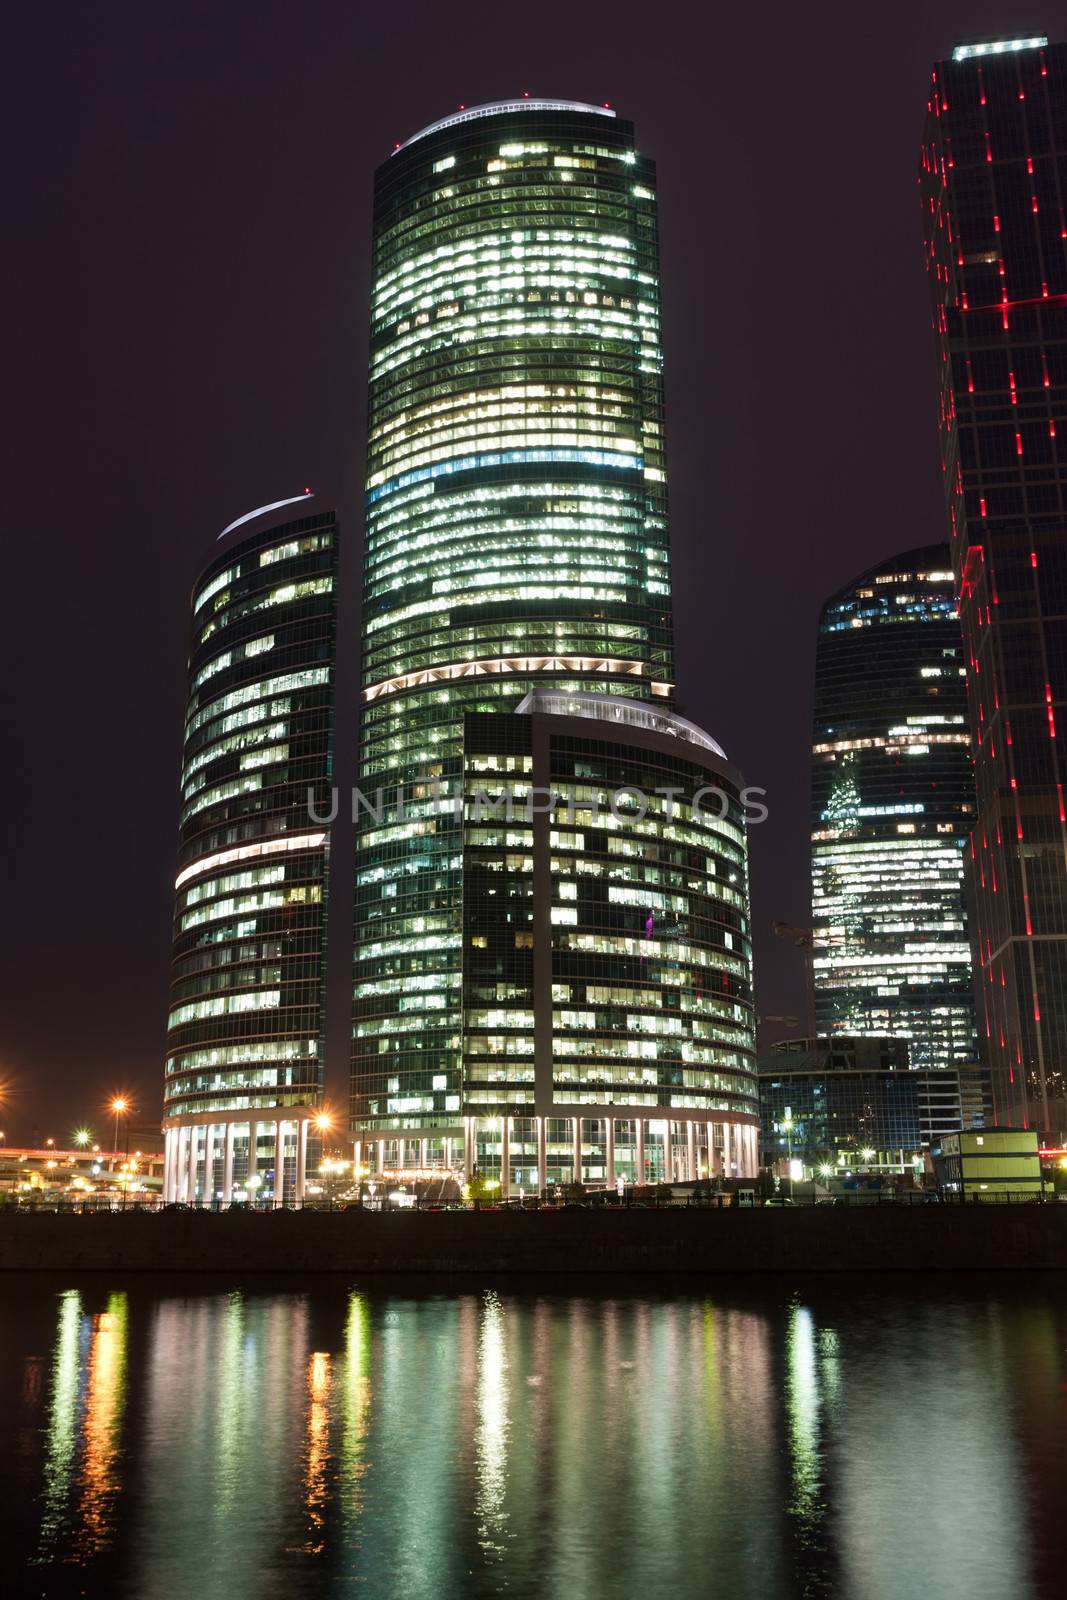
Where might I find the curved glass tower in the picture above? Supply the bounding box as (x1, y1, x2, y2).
(811, 546, 977, 1070)
(353, 101, 757, 1182)
(162, 496, 338, 1203)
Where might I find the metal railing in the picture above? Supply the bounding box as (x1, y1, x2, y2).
(1, 1189, 1061, 1214)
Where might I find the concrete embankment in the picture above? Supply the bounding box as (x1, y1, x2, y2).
(1, 1206, 1065, 1273)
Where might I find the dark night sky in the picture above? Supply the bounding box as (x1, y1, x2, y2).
(2, 0, 1057, 1143)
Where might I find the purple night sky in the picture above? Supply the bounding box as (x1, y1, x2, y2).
(2, 0, 1057, 1142)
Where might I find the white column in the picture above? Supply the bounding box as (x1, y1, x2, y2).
(722, 1121, 732, 1177)
(378, 1138, 387, 1177)
(296, 1119, 308, 1204)
(207, 1124, 217, 1202)
(572, 1116, 582, 1184)
(663, 1123, 673, 1184)
(444, 1136, 453, 1173)
(463, 1120, 474, 1180)
(163, 1130, 174, 1202)
(536, 1116, 547, 1196)
(247, 1121, 258, 1200)
(501, 1117, 511, 1199)
(274, 1120, 286, 1205)
(636, 1119, 646, 1186)
(178, 1126, 190, 1202)
(420, 1137, 429, 1173)
(223, 1123, 234, 1204)
(687, 1120, 697, 1183)
(353, 1138, 362, 1175)
(606, 1117, 615, 1187)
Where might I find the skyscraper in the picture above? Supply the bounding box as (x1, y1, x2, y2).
(811, 546, 976, 1071)
(920, 35, 1067, 1126)
(161, 495, 338, 1203)
(353, 100, 758, 1183)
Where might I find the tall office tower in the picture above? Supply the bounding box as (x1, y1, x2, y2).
(811, 547, 977, 1071)
(920, 35, 1067, 1128)
(353, 100, 758, 1183)
(161, 495, 338, 1204)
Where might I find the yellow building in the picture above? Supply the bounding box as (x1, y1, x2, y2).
(937, 1129, 1042, 1200)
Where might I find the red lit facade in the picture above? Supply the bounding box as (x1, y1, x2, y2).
(920, 38, 1067, 1129)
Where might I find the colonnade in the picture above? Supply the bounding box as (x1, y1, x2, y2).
(358, 1116, 759, 1192)
(162, 1116, 311, 1205)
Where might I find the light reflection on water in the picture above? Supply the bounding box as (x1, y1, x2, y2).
(4, 1277, 1066, 1599)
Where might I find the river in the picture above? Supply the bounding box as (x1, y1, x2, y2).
(3, 1273, 1065, 1598)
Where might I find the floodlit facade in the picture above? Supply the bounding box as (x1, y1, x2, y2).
(353, 100, 758, 1182)
(162, 496, 338, 1203)
(920, 37, 1067, 1127)
(811, 547, 977, 1071)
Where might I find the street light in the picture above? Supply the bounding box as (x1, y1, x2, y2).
(73, 1128, 92, 1149)
(110, 1097, 131, 1157)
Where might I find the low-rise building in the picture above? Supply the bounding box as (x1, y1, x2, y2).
(935, 1129, 1042, 1200)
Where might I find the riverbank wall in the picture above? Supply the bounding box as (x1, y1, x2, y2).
(1, 1206, 1066, 1273)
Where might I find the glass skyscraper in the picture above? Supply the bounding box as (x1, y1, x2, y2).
(162, 495, 337, 1203)
(921, 36, 1067, 1128)
(811, 546, 977, 1070)
(353, 100, 758, 1183)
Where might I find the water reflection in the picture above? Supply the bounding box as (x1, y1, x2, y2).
(75, 1292, 128, 1556)
(36, 1288, 83, 1561)
(475, 1289, 509, 1558)
(6, 1278, 1066, 1599)
(296, 1350, 332, 1554)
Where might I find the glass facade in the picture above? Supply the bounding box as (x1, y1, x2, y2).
(162, 501, 338, 1200)
(354, 101, 690, 1169)
(920, 39, 1067, 1127)
(759, 1038, 923, 1165)
(356, 695, 758, 1185)
(811, 547, 977, 1070)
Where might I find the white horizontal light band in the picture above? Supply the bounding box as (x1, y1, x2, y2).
(362, 654, 645, 703)
(951, 37, 1046, 62)
(394, 100, 616, 153)
(175, 832, 327, 891)
(218, 492, 313, 542)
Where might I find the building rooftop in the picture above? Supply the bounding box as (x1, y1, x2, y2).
(516, 689, 727, 759)
(394, 99, 617, 153)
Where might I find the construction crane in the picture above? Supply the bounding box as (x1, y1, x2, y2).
(770, 920, 817, 1039)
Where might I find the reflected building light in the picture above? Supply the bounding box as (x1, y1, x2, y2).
(37, 1290, 84, 1561)
(341, 1293, 372, 1532)
(298, 1351, 333, 1554)
(785, 1304, 823, 1547)
(475, 1290, 509, 1556)
(75, 1293, 129, 1556)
